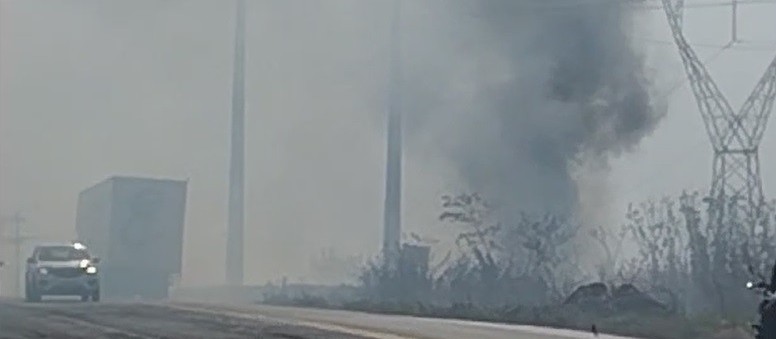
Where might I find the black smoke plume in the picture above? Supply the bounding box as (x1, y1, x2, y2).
(405, 0, 664, 220)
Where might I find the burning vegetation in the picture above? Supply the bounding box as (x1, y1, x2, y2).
(265, 193, 776, 339)
(262, 1, 771, 338)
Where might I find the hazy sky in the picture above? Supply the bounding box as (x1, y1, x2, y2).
(1, 0, 775, 288)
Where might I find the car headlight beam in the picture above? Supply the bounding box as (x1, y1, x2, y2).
(85, 266, 97, 274)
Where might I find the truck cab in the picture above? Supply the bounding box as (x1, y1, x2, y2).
(25, 242, 100, 302)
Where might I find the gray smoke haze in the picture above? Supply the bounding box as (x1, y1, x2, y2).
(0, 0, 667, 290)
(403, 1, 664, 223)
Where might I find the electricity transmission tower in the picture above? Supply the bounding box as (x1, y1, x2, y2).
(661, 0, 776, 219)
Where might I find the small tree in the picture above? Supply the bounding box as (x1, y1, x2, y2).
(438, 193, 580, 305)
(620, 191, 776, 316)
(589, 224, 627, 284)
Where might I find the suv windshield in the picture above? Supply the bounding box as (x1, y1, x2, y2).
(37, 246, 90, 261)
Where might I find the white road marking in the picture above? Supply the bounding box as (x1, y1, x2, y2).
(165, 302, 640, 339)
(164, 303, 418, 339)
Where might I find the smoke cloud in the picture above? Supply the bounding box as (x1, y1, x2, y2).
(403, 0, 665, 222)
(0, 0, 666, 289)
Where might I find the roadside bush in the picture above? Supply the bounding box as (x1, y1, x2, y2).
(332, 191, 776, 338)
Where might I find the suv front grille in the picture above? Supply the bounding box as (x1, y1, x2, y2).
(48, 267, 84, 278)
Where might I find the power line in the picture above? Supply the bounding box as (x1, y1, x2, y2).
(663, 44, 730, 98)
(644, 40, 776, 98)
(508, 0, 776, 11)
(641, 38, 776, 51)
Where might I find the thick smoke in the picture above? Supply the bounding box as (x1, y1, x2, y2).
(405, 1, 664, 221)
(0, 0, 666, 288)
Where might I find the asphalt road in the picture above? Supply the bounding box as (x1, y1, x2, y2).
(169, 302, 637, 339)
(0, 299, 365, 339)
(0, 299, 637, 339)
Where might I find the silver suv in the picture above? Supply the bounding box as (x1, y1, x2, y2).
(25, 242, 100, 302)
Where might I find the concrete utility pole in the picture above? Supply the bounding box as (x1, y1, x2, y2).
(1, 212, 26, 297)
(382, 0, 403, 266)
(12, 213, 23, 296)
(0, 261, 4, 294)
(226, 0, 246, 286)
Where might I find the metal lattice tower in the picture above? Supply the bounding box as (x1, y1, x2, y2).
(661, 0, 776, 218)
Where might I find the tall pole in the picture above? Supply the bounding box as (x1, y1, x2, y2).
(731, 0, 738, 43)
(382, 0, 402, 266)
(13, 213, 21, 297)
(226, 0, 246, 286)
(0, 261, 4, 297)
(2, 212, 25, 297)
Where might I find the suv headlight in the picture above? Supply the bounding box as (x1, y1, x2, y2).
(38, 268, 48, 275)
(85, 266, 97, 274)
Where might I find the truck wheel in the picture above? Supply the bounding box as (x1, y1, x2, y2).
(24, 282, 30, 301)
(25, 285, 41, 303)
(91, 290, 100, 302)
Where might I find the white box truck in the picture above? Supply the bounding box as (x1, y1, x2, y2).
(75, 176, 187, 300)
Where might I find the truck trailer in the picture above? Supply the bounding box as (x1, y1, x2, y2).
(75, 176, 187, 300)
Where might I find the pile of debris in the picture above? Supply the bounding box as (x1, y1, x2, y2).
(564, 283, 670, 315)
